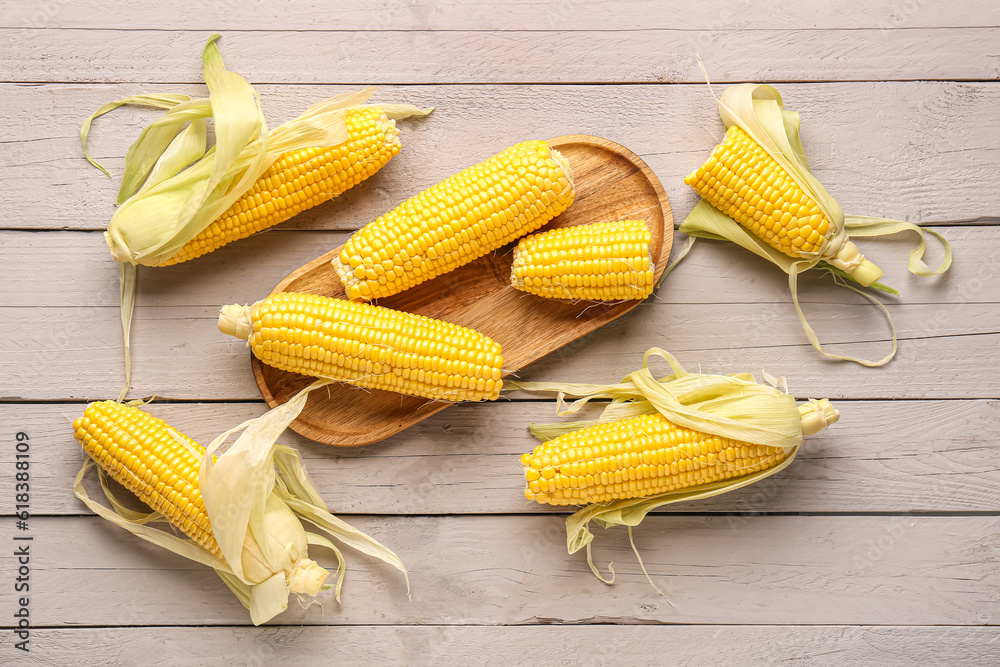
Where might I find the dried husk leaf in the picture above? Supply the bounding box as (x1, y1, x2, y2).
(81, 93, 196, 178)
(115, 262, 136, 403)
(136, 119, 208, 198)
(116, 98, 214, 204)
(507, 348, 838, 578)
(678, 83, 952, 367)
(83, 35, 431, 401)
(73, 459, 231, 572)
(74, 381, 408, 625)
(376, 103, 435, 120)
(199, 379, 408, 621)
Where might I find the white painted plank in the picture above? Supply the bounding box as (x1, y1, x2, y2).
(5, 0, 999, 31)
(1, 298, 996, 401)
(4, 82, 998, 231)
(2, 0, 995, 651)
(0, 224, 974, 309)
(3, 400, 997, 516)
(4, 515, 997, 626)
(9, 625, 1000, 666)
(2, 28, 999, 85)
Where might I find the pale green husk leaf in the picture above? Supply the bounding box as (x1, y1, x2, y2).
(200, 379, 408, 620)
(116, 98, 214, 204)
(844, 216, 953, 277)
(655, 233, 696, 289)
(567, 452, 800, 557)
(102, 34, 275, 267)
(375, 103, 435, 120)
(136, 118, 208, 198)
(305, 532, 348, 602)
(508, 348, 829, 576)
(510, 348, 804, 449)
(89, 50, 431, 266)
(81, 93, 195, 178)
(73, 459, 231, 572)
(280, 492, 409, 593)
(84, 35, 432, 401)
(270, 445, 407, 582)
(76, 380, 408, 625)
(678, 83, 952, 367)
(115, 262, 137, 403)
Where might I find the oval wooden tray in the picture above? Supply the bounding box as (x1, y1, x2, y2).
(251, 134, 673, 446)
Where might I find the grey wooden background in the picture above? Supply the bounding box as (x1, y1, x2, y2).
(1, 1, 998, 664)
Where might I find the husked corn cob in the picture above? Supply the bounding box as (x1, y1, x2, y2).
(219, 291, 504, 401)
(73, 400, 221, 557)
(158, 106, 400, 266)
(522, 411, 789, 506)
(685, 125, 830, 257)
(510, 219, 654, 301)
(333, 140, 575, 301)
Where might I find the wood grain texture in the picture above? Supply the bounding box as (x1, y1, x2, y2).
(5, 515, 997, 626)
(10, 625, 1000, 666)
(251, 135, 672, 445)
(1, 2, 998, 655)
(0, 224, 981, 309)
(4, 82, 998, 232)
(5, 400, 998, 516)
(3, 28, 999, 84)
(3, 300, 994, 401)
(5, 0, 999, 30)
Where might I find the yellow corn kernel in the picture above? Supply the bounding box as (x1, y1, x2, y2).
(685, 125, 830, 258)
(72, 401, 222, 557)
(158, 107, 401, 266)
(510, 219, 654, 300)
(522, 412, 788, 506)
(219, 292, 504, 402)
(333, 140, 575, 301)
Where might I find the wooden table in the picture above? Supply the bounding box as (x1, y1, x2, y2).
(2, 2, 998, 664)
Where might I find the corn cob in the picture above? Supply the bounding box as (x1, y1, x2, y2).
(510, 219, 654, 301)
(73, 400, 225, 555)
(333, 140, 575, 301)
(74, 398, 410, 624)
(521, 400, 838, 506)
(685, 125, 881, 285)
(219, 292, 504, 401)
(158, 106, 400, 266)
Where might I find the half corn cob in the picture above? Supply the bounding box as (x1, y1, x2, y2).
(522, 402, 837, 506)
(158, 106, 400, 266)
(510, 219, 654, 301)
(333, 140, 576, 301)
(73, 401, 327, 594)
(685, 125, 882, 286)
(219, 291, 504, 401)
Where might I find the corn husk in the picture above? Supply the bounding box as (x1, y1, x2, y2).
(73, 382, 408, 625)
(507, 348, 839, 582)
(80, 34, 431, 401)
(679, 83, 951, 367)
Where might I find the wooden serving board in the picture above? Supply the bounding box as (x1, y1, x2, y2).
(251, 135, 674, 446)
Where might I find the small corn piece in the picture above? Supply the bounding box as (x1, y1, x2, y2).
(510, 219, 654, 301)
(73, 400, 222, 557)
(219, 291, 504, 401)
(685, 125, 832, 257)
(333, 139, 575, 301)
(158, 106, 400, 266)
(522, 411, 791, 506)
